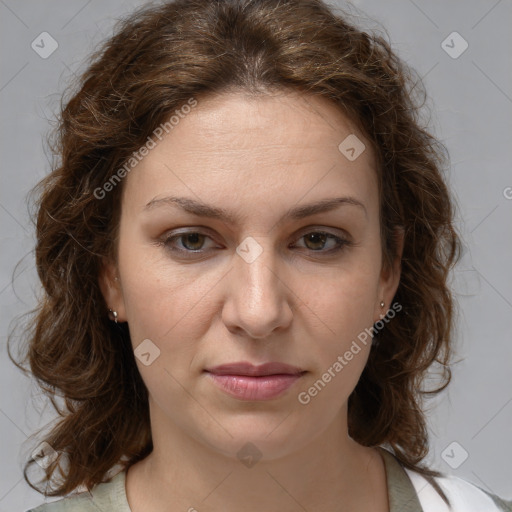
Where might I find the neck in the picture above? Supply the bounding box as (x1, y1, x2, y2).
(126, 401, 388, 512)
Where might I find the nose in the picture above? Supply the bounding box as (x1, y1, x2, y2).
(221, 238, 293, 339)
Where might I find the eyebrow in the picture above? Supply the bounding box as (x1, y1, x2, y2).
(143, 195, 367, 223)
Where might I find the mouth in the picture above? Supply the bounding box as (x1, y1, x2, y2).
(204, 362, 307, 401)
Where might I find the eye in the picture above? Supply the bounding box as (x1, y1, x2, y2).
(157, 228, 352, 258)
(292, 231, 351, 254)
(161, 231, 218, 253)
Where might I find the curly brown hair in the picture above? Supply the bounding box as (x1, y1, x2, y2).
(9, 0, 461, 501)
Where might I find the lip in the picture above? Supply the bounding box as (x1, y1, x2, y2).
(204, 362, 306, 401)
(205, 362, 305, 376)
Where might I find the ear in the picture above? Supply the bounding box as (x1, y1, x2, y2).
(374, 227, 404, 322)
(98, 257, 127, 322)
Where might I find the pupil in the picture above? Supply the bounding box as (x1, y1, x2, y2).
(184, 233, 203, 250)
(306, 233, 326, 250)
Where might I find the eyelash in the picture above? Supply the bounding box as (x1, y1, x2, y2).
(157, 229, 352, 258)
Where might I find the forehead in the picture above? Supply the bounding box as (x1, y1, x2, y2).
(121, 90, 378, 220)
(162, 90, 374, 162)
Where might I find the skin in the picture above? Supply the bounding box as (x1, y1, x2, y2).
(100, 89, 404, 512)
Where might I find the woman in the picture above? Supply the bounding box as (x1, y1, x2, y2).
(11, 0, 511, 511)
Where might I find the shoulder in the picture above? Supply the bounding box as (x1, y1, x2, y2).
(25, 471, 129, 512)
(25, 492, 99, 512)
(403, 466, 512, 512)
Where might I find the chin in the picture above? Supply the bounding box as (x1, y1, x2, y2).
(194, 414, 318, 464)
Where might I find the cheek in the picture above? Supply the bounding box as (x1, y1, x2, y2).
(296, 278, 375, 411)
(118, 235, 224, 352)
(122, 274, 206, 342)
(297, 263, 380, 339)
(292, 254, 380, 391)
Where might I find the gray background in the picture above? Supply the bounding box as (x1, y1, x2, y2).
(1, 0, 511, 509)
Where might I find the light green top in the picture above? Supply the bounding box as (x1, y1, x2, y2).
(26, 447, 512, 512)
(26, 470, 130, 511)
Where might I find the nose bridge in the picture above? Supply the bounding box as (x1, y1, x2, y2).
(237, 235, 280, 306)
(243, 236, 277, 290)
(224, 235, 292, 337)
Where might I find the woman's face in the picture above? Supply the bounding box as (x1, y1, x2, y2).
(100, 90, 401, 460)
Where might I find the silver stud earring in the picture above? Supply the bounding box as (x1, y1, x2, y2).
(108, 308, 118, 323)
(380, 301, 385, 308)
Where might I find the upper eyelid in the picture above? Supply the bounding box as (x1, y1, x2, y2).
(164, 222, 350, 235)
(163, 228, 350, 250)
(163, 226, 349, 242)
